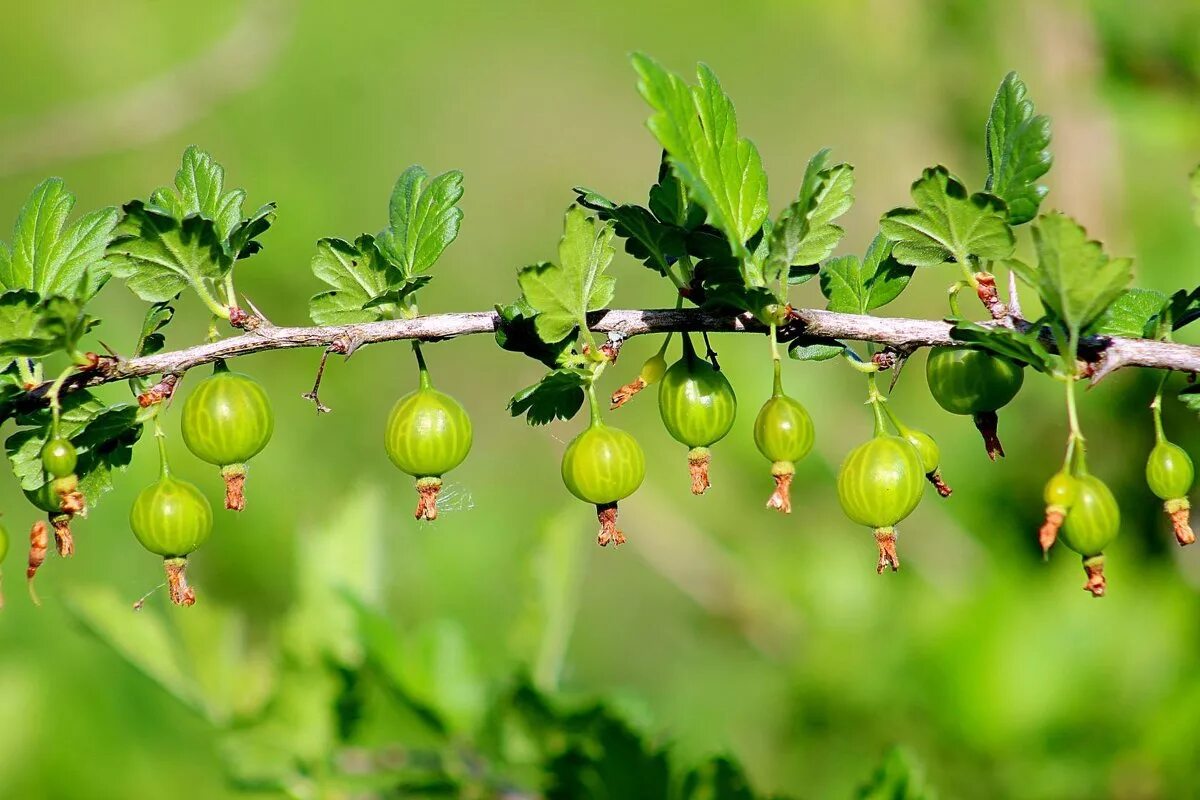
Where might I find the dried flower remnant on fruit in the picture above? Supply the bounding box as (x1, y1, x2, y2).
(610, 377, 647, 409)
(415, 477, 443, 521)
(221, 465, 247, 511)
(137, 374, 179, 407)
(974, 411, 1005, 460)
(688, 447, 712, 496)
(766, 463, 794, 514)
(26, 520, 49, 601)
(875, 527, 900, 573)
(164, 558, 197, 606)
(927, 470, 953, 497)
(596, 503, 626, 547)
(52, 516, 73, 557)
(1082, 555, 1106, 597)
(1165, 499, 1195, 546)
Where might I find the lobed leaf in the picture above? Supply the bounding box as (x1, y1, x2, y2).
(767, 149, 854, 289)
(632, 54, 769, 260)
(819, 235, 913, 315)
(0, 292, 99, 362)
(573, 187, 687, 277)
(308, 235, 399, 325)
(507, 368, 589, 425)
(494, 299, 578, 369)
(133, 301, 176, 358)
(517, 206, 615, 343)
(985, 72, 1052, 225)
(1094, 288, 1169, 339)
(107, 201, 231, 303)
(1031, 212, 1132, 335)
(880, 166, 1014, 268)
(151, 146, 246, 242)
(377, 166, 464, 278)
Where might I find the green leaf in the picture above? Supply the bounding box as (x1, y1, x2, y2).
(573, 187, 687, 277)
(767, 149, 855, 288)
(308, 235, 400, 324)
(377, 166, 464, 278)
(517, 206, 616, 343)
(1094, 288, 1169, 338)
(107, 201, 231, 304)
(787, 338, 847, 362)
(1179, 384, 1200, 418)
(494, 300, 578, 369)
(632, 54, 769, 259)
(950, 319, 1054, 373)
(508, 368, 589, 425)
(879, 166, 1014, 268)
(133, 301, 175, 358)
(1160, 286, 1200, 332)
(0, 178, 118, 300)
(150, 146, 246, 242)
(648, 152, 705, 229)
(985, 72, 1052, 225)
(1031, 212, 1133, 335)
(820, 236, 914, 315)
(229, 203, 277, 260)
(0, 289, 56, 363)
(855, 746, 935, 800)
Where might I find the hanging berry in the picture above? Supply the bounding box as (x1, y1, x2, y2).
(1038, 470, 1077, 555)
(561, 421, 645, 546)
(1057, 474, 1120, 597)
(657, 334, 736, 495)
(181, 362, 274, 511)
(1146, 441, 1195, 546)
(925, 346, 1024, 460)
(837, 435, 926, 572)
(753, 362, 814, 513)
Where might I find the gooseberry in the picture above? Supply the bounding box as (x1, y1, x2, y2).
(1145, 441, 1195, 546)
(130, 474, 213, 606)
(836, 435, 925, 572)
(561, 423, 645, 546)
(1058, 474, 1120, 597)
(926, 346, 1024, 460)
(658, 335, 736, 495)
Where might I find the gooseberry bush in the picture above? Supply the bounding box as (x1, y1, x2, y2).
(2, 54, 1200, 613)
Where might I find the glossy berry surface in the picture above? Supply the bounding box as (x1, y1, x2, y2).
(658, 356, 736, 448)
(1146, 441, 1194, 501)
(385, 388, 473, 478)
(926, 346, 1024, 415)
(41, 438, 78, 478)
(561, 425, 645, 505)
(837, 435, 925, 528)
(181, 370, 274, 466)
(25, 480, 64, 514)
(1043, 471, 1078, 509)
(753, 395, 814, 463)
(1060, 475, 1120, 557)
(901, 428, 939, 475)
(130, 476, 213, 558)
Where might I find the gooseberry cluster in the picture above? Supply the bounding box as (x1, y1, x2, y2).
(1, 58, 1199, 609)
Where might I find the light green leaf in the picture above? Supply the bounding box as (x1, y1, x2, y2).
(517, 206, 615, 343)
(107, 201, 230, 304)
(788, 339, 847, 362)
(819, 236, 913, 315)
(632, 54, 768, 259)
(377, 166, 464, 277)
(767, 149, 854, 288)
(308, 235, 399, 324)
(1032, 212, 1133, 334)
(0, 290, 55, 363)
(1095, 288, 1169, 339)
(0, 178, 118, 300)
(150, 146, 246, 242)
(985, 72, 1052, 225)
(880, 166, 1014, 267)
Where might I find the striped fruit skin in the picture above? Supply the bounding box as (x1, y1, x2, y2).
(25, 481, 62, 514)
(658, 358, 736, 448)
(1060, 475, 1120, 557)
(1043, 471, 1078, 508)
(182, 371, 274, 466)
(836, 435, 925, 528)
(561, 425, 645, 505)
(1146, 442, 1194, 500)
(754, 395, 814, 463)
(926, 346, 1024, 415)
(385, 388, 472, 478)
(130, 476, 213, 558)
(901, 429, 939, 475)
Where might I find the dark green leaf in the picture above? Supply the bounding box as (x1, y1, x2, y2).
(229, 203, 277, 260)
(880, 166, 1014, 267)
(517, 206, 615, 343)
(647, 152, 705, 229)
(0, 178, 118, 300)
(693, 255, 776, 320)
(134, 301, 175, 358)
(855, 746, 935, 800)
(107, 201, 231, 303)
(573, 187, 686, 276)
(1160, 286, 1200, 332)
(820, 236, 913, 314)
(0, 293, 98, 361)
(950, 319, 1054, 373)
(1094, 288, 1169, 338)
(494, 300, 578, 369)
(1179, 384, 1200, 418)
(150, 146, 246, 242)
(377, 166, 464, 278)
(1031, 212, 1133, 335)
(985, 72, 1052, 225)
(632, 55, 769, 260)
(680, 756, 755, 800)
(508, 369, 589, 425)
(308, 235, 399, 325)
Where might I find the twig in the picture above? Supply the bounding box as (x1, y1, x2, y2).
(16, 307, 1200, 406)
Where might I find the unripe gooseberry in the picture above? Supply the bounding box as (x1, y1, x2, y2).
(836, 435, 925, 573)
(1038, 470, 1077, 556)
(1146, 441, 1195, 546)
(658, 341, 736, 495)
(925, 346, 1024, 460)
(1058, 474, 1120, 597)
(561, 424, 645, 547)
(385, 386, 473, 521)
(753, 393, 814, 513)
(130, 474, 213, 606)
(40, 438, 78, 479)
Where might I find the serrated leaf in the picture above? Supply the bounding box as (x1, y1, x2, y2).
(820, 236, 913, 315)
(517, 206, 615, 343)
(150, 146, 246, 242)
(693, 255, 776, 319)
(632, 55, 769, 260)
(985, 72, 1052, 225)
(647, 152, 705, 230)
(573, 187, 687, 277)
(0, 178, 118, 301)
(1179, 385, 1200, 418)
(508, 369, 589, 425)
(950, 319, 1054, 373)
(494, 300, 578, 369)
(229, 203, 277, 260)
(134, 301, 175, 358)
(880, 166, 1014, 268)
(1160, 286, 1200, 332)
(767, 150, 855, 288)
(377, 166, 464, 278)
(107, 201, 231, 303)
(1031, 212, 1132, 335)
(0, 289, 54, 364)
(1094, 288, 1168, 338)
(307, 235, 397, 324)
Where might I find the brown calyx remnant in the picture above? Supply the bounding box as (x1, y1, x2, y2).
(610, 377, 647, 410)
(27, 520, 49, 603)
(926, 470, 953, 498)
(974, 272, 1010, 321)
(596, 502, 626, 547)
(221, 464, 247, 511)
(1082, 555, 1107, 597)
(688, 447, 712, 496)
(137, 374, 179, 407)
(1039, 507, 1065, 557)
(973, 411, 1005, 460)
(52, 516, 74, 557)
(56, 483, 86, 516)
(1164, 498, 1195, 546)
(228, 306, 261, 330)
(164, 558, 197, 606)
(766, 461, 795, 514)
(874, 527, 900, 573)
(415, 477, 442, 521)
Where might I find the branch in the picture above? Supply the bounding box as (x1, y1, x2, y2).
(20, 306, 1200, 404)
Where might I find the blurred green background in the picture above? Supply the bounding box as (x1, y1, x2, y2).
(2, 1, 1200, 798)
